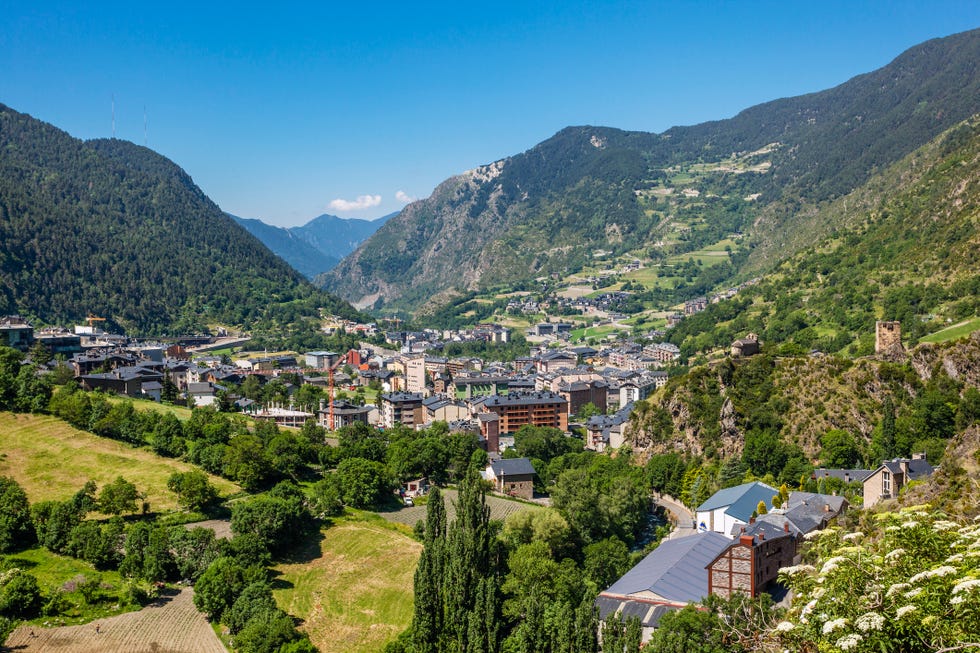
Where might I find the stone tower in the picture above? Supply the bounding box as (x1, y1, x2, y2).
(875, 321, 902, 354)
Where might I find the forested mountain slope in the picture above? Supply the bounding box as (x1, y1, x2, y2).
(666, 115, 980, 358)
(323, 28, 980, 313)
(0, 103, 360, 334)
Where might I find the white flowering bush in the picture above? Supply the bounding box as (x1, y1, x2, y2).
(773, 507, 980, 651)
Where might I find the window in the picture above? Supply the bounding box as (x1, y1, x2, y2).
(882, 470, 891, 496)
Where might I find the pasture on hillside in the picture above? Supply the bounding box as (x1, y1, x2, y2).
(273, 517, 421, 653)
(5, 587, 225, 653)
(0, 412, 238, 511)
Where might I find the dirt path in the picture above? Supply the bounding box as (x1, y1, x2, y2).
(5, 587, 225, 653)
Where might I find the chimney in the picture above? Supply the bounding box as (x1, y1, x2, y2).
(824, 503, 831, 513)
(749, 516, 756, 524)
(739, 534, 754, 547)
(844, 472, 850, 483)
(758, 531, 765, 541)
(900, 460, 910, 476)
(784, 521, 790, 533)
(912, 452, 926, 461)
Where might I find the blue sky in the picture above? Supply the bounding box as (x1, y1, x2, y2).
(2, 2, 978, 226)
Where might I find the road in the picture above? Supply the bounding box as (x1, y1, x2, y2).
(654, 493, 697, 539)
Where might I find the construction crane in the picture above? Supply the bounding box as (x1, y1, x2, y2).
(327, 366, 336, 431)
(85, 314, 107, 327)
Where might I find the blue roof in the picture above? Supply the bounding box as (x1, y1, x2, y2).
(696, 481, 777, 517)
(604, 532, 731, 603)
(490, 457, 536, 477)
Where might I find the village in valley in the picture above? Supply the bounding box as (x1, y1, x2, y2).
(0, 310, 951, 650)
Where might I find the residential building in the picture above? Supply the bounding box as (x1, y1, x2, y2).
(595, 532, 732, 644)
(0, 315, 34, 352)
(482, 391, 568, 434)
(380, 392, 425, 428)
(482, 458, 536, 499)
(695, 481, 779, 536)
(730, 334, 760, 358)
(863, 453, 934, 507)
(707, 529, 796, 599)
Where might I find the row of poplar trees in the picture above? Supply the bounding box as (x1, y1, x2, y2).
(409, 468, 611, 653)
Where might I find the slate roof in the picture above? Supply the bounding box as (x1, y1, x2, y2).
(603, 532, 731, 604)
(489, 457, 536, 478)
(879, 458, 935, 480)
(696, 481, 778, 518)
(812, 468, 873, 483)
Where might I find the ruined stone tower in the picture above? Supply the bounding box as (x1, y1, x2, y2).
(875, 321, 902, 354)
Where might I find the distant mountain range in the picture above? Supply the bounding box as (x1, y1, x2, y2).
(0, 103, 362, 334)
(322, 27, 980, 314)
(230, 212, 395, 279)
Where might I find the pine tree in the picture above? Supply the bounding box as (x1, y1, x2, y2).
(572, 594, 599, 653)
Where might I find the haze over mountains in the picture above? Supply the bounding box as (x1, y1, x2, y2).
(322, 27, 980, 314)
(230, 212, 395, 279)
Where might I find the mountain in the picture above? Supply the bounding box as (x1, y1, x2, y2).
(0, 103, 362, 334)
(230, 211, 394, 279)
(665, 114, 980, 357)
(323, 28, 980, 313)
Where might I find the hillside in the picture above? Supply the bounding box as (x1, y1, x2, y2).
(323, 27, 980, 314)
(627, 332, 980, 483)
(666, 114, 980, 358)
(0, 103, 361, 334)
(232, 211, 394, 279)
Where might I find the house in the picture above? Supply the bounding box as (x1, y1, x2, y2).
(595, 532, 732, 644)
(186, 381, 221, 407)
(707, 529, 796, 599)
(403, 478, 430, 498)
(449, 375, 512, 400)
(482, 391, 569, 434)
(482, 458, 536, 499)
(304, 351, 340, 370)
(253, 406, 314, 428)
(730, 333, 760, 358)
(77, 365, 164, 398)
(695, 481, 779, 536)
(477, 413, 500, 453)
(585, 403, 633, 452)
(863, 453, 934, 507)
(317, 400, 372, 429)
(0, 315, 35, 352)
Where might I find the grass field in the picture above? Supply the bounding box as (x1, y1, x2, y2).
(0, 412, 239, 510)
(106, 395, 194, 421)
(919, 317, 980, 344)
(273, 517, 422, 653)
(378, 488, 543, 529)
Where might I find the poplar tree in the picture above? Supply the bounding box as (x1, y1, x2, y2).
(412, 487, 446, 653)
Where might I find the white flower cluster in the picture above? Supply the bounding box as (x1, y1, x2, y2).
(952, 578, 980, 595)
(933, 520, 959, 532)
(886, 582, 910, 597)
(901, 520, 919, 529)
(855, 612, 885, 632)
(895, 605, 917, 618)
(884, 547, 905, 562)
(822, 617, 848, 635)
(842, 531, 864, 542)
(821, 556, 848, 574)
(909, 565, 957, 584)
(780, 564, 815, 576)
(837, 633, 863, 651)
(775, 621, 795, 632)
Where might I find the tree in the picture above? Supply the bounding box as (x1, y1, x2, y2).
(167, 470, 219, 511)
(820, 429, 863, 468)
(223, 434, 271, 491)
(0, 476, 35, 553)
(224, 581, 278, 634)
(230, 486, 311, 556)
(193, 556, 252, 622)
(97, 477, 140, 515)
(583, 537, 630, 590)
(645, 604, 731, 652)
(0, 568, 42, 618)
(309, 476, 344, 518)
(413, 487, 447, 653)
(336, 457, 392, 509)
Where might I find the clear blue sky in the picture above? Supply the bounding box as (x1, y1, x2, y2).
(2, 2, 978, 226)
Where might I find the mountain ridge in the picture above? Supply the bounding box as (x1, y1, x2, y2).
(323, 27, 980, 313)
(231, 211, 394, 279)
